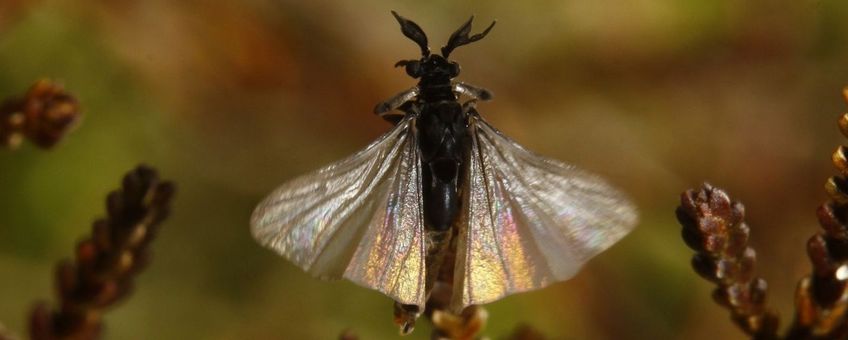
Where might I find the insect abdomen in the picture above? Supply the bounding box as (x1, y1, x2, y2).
(418, 100, 469, 231)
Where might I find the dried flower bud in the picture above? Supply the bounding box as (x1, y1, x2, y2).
(817, 203, 848, 241)
(0, 79, 81, 149)
(20, 80, 81, 148)
(839, 113, 848, 140)
(826, 176, 848, 205)
(29, 165, 174, 340)
(676, 184, 779, 339)
(679, 87, 848, 339)
(0, 99, 25, 148)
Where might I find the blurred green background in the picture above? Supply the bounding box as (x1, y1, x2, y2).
(1, 1, 847, 339)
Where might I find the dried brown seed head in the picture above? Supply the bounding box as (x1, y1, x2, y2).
(20, 80, 81, 148)
(677, 184, 779, 339)
(28, 166, 174, 340)
(1, 79, 82, 149)
(838, 113, 848, 140)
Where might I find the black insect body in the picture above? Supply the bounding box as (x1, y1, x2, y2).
(378, 12, 494, 235)
(373, 12, 498, 331)
(251, 12, 637, 336)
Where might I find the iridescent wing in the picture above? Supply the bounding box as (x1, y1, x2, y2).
(453, 115, 638, 310)
(250, 116, 427, 308)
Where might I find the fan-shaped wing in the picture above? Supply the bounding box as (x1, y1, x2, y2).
(453, 115, 638, 309)
(251, 116, 427, 308)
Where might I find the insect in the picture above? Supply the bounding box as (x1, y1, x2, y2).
(251, 12, 638, 335)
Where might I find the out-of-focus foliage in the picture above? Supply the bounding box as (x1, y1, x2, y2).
(1, 1, 847, 339)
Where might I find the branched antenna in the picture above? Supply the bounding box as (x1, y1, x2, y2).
(441, 16, 496, 58)
(391, 11, 430, 56)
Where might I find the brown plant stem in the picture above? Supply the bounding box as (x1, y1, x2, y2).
(0, 79, 81, 150)
(28, 165, 174, 340)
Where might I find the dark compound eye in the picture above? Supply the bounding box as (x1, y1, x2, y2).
(448, 62, 460, 77)
(405, 61, 422, 78)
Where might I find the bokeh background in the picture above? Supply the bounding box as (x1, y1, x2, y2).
(1, 1, 848, 339)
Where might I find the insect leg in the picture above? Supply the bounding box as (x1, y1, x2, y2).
(374, 86, 420, 115)
(393, 301, 421, 335)
(461, 99, 479, 117)
(453, 82, 493, 101)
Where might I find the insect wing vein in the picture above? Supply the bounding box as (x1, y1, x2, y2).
(250, 116, 426, 307)
(454, 116, 638, 309)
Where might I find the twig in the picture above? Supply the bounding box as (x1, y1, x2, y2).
(28, 165, 175, 340)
